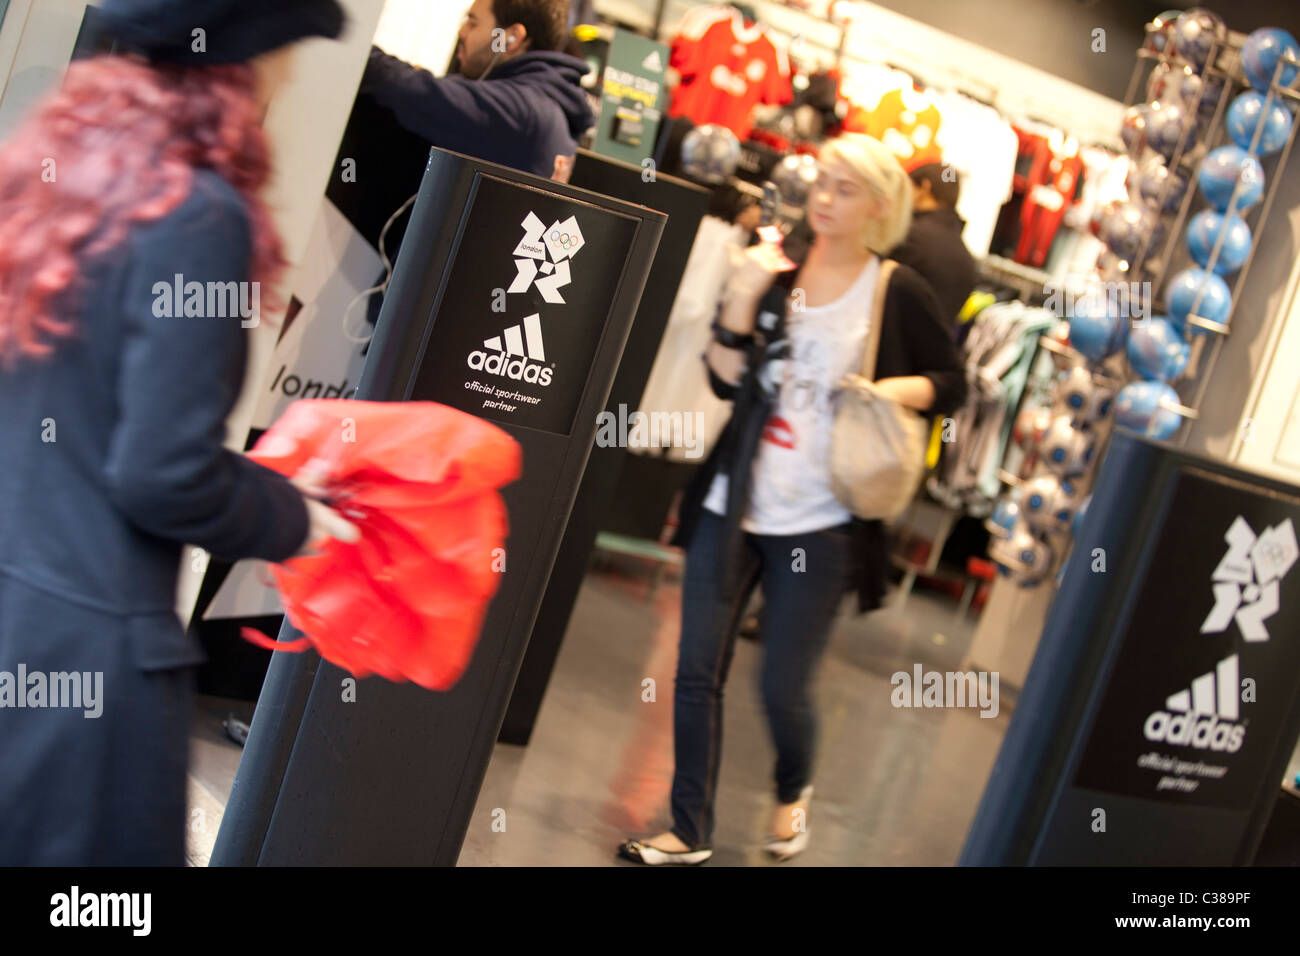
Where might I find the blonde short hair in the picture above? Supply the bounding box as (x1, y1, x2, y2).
(818, 134, 913, 254)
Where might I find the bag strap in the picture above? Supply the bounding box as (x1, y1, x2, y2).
(858, 257, 898, 383)
(241, 626, 311, 653)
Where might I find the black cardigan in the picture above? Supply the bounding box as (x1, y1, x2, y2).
(670, 259, 968, 613)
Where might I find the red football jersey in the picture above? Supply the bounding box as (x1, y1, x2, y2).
(669, 6, 792, 139)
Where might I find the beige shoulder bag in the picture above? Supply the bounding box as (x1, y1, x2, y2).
(829, 258, 929, 522)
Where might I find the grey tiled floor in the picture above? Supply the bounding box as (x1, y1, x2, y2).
(458, 568, 1009, 866)
(189, 567, 1011, 866)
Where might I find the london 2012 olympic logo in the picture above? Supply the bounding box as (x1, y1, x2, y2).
(1201, 515, 1297, 642)
(510, 212, 586, 305)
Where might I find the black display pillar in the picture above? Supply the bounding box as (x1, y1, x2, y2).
(961, 430, 1300, 865)
(497, 150, 709, 746)
(211, 148, 664, 865)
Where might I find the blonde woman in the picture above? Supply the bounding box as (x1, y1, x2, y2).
(619, 134, 967, 865)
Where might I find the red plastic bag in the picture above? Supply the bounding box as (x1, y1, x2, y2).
(242, 399, 521, 690)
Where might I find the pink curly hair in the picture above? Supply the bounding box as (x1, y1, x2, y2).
(0, 55, 285, 367)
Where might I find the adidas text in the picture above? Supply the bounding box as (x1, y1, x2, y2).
(467, 350, 553, 386)
(1142, 653, 1246, 753)
(1143, 711, 1245, 753)
(470, 313, 553, 386)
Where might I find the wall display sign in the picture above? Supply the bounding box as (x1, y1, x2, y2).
(249, 200, 376, 432)
(592, 29, 667, 167)
(411, 175, 639, 436)
(1072, 469, 1300, 810)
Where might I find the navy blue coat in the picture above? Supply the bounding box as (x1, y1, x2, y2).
(359, 47, 596, 178)
(0, 169, 309, 864)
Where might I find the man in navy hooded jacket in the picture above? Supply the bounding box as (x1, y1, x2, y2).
(359, 0, 594, 179)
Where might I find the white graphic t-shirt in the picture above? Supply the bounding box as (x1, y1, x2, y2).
(704, 257, 880, 535)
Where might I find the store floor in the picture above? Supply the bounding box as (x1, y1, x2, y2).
(186, 567, 1010, 866)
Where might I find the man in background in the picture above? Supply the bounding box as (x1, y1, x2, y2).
(359, 0, 593, 179)
(890, 162, 978, 328)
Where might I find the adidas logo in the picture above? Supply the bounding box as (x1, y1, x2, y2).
(1143, 654, 1246, 753)
(467, 313, 553, 385)
(642, 50, 663, 72)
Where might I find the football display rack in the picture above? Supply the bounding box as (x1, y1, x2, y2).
(1117, 26, 1300, 445)
(966, 20, 1300, 735)
(989, 24, 1300, 580)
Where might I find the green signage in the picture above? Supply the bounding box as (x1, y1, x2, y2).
(592, 29, 668, 169)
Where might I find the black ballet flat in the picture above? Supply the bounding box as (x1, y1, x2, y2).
(617, 838, 713, 865)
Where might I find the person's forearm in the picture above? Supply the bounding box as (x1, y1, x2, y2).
(705, 292, 759, 384)
(717, 291, 760, 333)
(874, 375, 936, 412)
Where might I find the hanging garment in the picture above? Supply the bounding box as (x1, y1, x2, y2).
(868, 87, 943, 170)
(637, 215, 746, 461)
(668, 5, 792, 138)
(1043, 145, 1130, 278)
(990, 125, 1051, 259)
(927, 301, 1054, 515)
(837, 62, 911, 130)
(931, 90, 1019, 259)
(843, 85, 943, 170)
(1014, 137, 1084, 268)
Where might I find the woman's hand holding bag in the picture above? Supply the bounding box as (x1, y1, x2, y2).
(829, 260, 930, 522)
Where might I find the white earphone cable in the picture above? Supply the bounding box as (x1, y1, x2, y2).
(339, 32, 518, 343)
(340, 192, 419, 344)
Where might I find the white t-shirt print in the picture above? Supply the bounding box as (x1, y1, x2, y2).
(704, 256, 880, 535)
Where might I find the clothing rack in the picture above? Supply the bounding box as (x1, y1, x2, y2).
(636, 0, 1114, 155)
(650, 0, 848, 66)
(978, 255, 1052, 303)
(646, 0, 1002, 104)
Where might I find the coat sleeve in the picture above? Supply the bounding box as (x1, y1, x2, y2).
(884, 265, 968, 416)
(359, 46, 533, 155)
(702, 275, 790, 401)
(102, 176, 310, 562)
(705, 356, 740, 400)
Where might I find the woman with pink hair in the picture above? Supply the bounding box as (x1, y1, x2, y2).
(0, 0, 354, 865)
